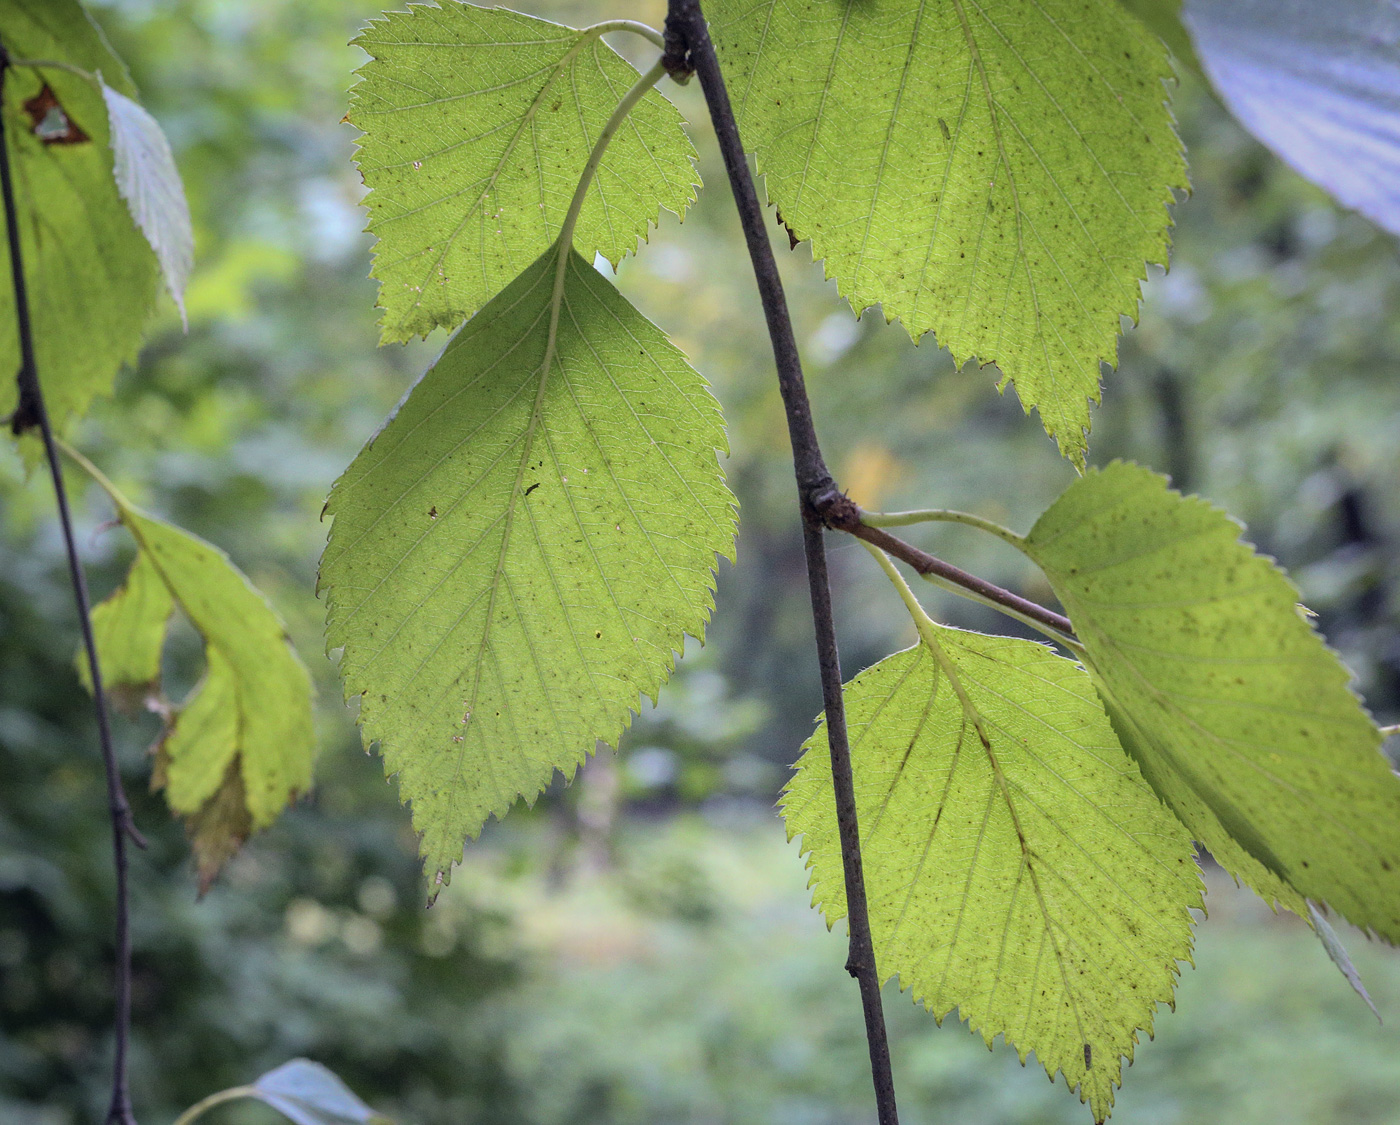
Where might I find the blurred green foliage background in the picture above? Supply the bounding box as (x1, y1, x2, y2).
(2, 1, 1400, 1122)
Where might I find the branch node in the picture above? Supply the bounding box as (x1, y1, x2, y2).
(661, 16, 693, 83)
(809, 486, 860, 531)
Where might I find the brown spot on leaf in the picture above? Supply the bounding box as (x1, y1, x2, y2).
(23, 85, 89, 146)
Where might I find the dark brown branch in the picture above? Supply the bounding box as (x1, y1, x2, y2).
(811, 492, 1076, 639)
(0, 45, 143, 1125)
(662, 6, 898, 1124)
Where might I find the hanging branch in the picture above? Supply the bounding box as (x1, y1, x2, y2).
(0, 45, 143, 1125)
(660, 5, 900, 1122)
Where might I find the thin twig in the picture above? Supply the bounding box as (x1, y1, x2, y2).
(661, 5, 898, 1122)
(0, 45, 143, 1125)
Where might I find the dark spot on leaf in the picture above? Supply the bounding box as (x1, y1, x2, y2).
(24, 85, 89, 145)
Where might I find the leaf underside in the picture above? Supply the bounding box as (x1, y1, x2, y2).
(0, 0, 159, 433)
(351, 2, 698, 343)
(1183, 0, 1400, 237)
(102, 81, 194, 321)
(708, 0, 1184, 463)
(321, 246, 736, 884)
(1024, 462, 1400, 941)
(91, 509, 315, 890)
(784, 630, 1200, 1122)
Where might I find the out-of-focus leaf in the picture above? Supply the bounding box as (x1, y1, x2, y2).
(1183, 0, 1400, 236)
(101, 81, 193, 324)
(83, 478, 315, 890)
(0, 0, 159, 432)
(251, 1058, 394, 1125)
(1307, 901, 1380, 1022)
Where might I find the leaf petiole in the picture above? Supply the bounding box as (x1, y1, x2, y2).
(580, 19, 665, 51)
(538, 54, 669, 414)
(54, 435, 133, 513)
(861, 532, 1080, 653)
(860, 507, 1025, 550)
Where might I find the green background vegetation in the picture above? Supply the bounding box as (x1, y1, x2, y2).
(2, 0, 1399, 1121)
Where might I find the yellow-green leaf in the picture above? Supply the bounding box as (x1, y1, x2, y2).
(88, 503, 315, 890)
(1024, 462, 1400, 941)
(709, 0, 1184, 463)
(351, 3, 697, 343)
(320, 246, 736, 885)
(785, 629, 1200, 1121)
(0, 0, 160, 432)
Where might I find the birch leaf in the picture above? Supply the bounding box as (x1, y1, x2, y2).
(0, 0, 158, 432)
(87, 505, 316, 890)
(785, 630, 1200, 1122)
(708, 0, 1183, 464)
(1024, 462, 1400, 942)
(351, 2, 697, 343)
(320, 246, 735, 885)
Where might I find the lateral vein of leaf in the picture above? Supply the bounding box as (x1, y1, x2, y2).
(518, 473, 613, 698)
(851, 0, 927, 286)
(533, 377, 654, 662)
(865, 543, 1095, 1051)
(356, 518, 503, 681)
(978, 0, 1155, 238)
(564, 274, 730, 557)
(733, 0, 778, 124)
(502, 567, 573, 749)
(443, 55, 669, 839)
(908, 63, 974, 327)
(927, 771, 996, 995)
(861, 656, 938, 840)
(877, 676, 958, 958)
(1078, 620, 1386, 862)
(949, 0, 1037, 356)
(330, 372, 539, 623)
(362, 63, 554, 115)
(371, 118, 528, 179)
(790, 0, 853, 217)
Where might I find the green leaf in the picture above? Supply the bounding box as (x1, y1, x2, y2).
(350, 3, 697, 343)
(708, 0, 1184, 464)
(1115, 0, 1201, 75)
(102, 80, 194, 323)
(784, 630, 1200, 1122)
(80, 547, 172, 709)
(320, 246, 736, 885)
(0, 0, 160, 432)
(89, 504, 315, 891)
(1023, 462, 1400, 941)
